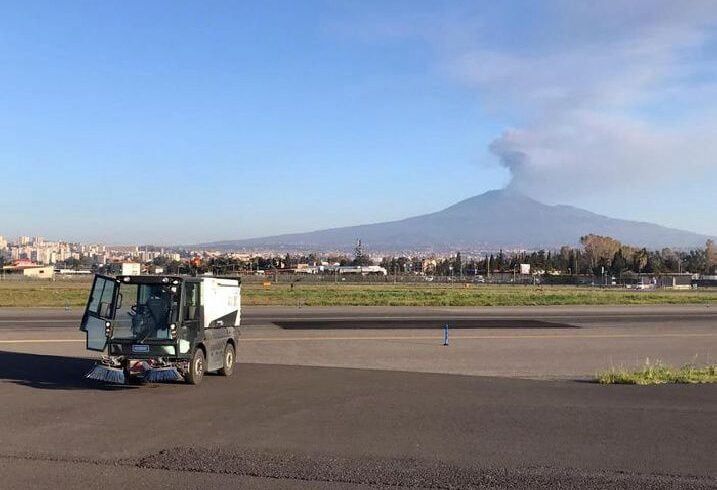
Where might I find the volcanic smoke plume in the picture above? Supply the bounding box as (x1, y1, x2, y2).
(444, 1, 717, 201)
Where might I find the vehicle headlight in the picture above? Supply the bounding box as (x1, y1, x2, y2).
(104, 321, 112, 337)
(170, 323, 177, 340)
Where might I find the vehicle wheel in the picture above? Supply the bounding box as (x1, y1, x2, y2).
(218, 343, 235, 376)
(185, 348, 205, 385)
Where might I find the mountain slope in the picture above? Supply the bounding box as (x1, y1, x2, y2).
(203, 190, 712, 250)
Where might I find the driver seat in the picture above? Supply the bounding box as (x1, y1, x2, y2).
(146, 297, 169, 338)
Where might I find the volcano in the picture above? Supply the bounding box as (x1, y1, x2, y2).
(202, 189, 712, 251)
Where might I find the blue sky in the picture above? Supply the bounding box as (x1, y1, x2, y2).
(1, 1, 716, 244)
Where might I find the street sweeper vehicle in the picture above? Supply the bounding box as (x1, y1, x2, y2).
(79, 274, 240, 385)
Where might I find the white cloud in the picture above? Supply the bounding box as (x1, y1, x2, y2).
(339, 1, 717, 204)
(490, 111, 717, 197)
(439, 2, 717, 200)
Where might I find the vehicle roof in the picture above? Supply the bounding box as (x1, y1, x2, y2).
(113, 274, 241, 285)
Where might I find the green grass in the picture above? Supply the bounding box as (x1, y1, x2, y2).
(597, 360, 717, 384)
(0, 279, 91, 307)
(1, 279, 716, 307)
(244, 283, 717, 307)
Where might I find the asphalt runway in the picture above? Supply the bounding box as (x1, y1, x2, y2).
(0, 305, 715, 488)
(1, 305, 715, 378)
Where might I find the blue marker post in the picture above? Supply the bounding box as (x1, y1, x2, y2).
(443, 322, 449, 346)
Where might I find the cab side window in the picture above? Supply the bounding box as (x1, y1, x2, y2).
(184, 282, 201, 321)
(87, 277, 116, 318)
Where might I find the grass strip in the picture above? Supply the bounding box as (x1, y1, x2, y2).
(1, 280, 716, 308)
(597, 360, 717, 384)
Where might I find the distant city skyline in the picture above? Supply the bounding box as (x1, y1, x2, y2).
(2, 1, 716, 243)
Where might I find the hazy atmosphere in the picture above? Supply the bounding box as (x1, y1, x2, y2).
(2, 1, 716, 243)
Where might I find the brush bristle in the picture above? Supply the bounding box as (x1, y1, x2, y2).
(86, 365, 126, 384)
(145, 366, 184, 383)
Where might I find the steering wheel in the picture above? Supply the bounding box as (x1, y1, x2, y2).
(128, 304, 149, 318)
(130, 304, 154, 337)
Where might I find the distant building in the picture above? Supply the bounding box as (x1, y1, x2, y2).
(1, 263, 54, 278)
(56, 269, 93, 275)
(296, 263, 322, 274)
(147, 264, 164, 275)
(334, 265, 388, 276)
(662, 274, 693, 290)
(626, 274, 694, 290)
(106, 262, 142, 276)
(693, 275, 717, 288)
(295, 264, 388, 276)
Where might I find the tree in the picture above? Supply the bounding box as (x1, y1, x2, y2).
(610, 249, 628, 276)
(644, 252, 663, 274)
(707, 240, 717, 273)
(632, 249, 649, 273)
(660, 248, 680, 273)
(558, 246, 572, 272)
(152, 256, 171, 267)
(63, 257, 81, 271)
(352, 239, 371, 266)
(496, 250, 506, 270)
(684, 249, 707, 273)
(453, 252, 462, 277)
(580, 234, 621, 270)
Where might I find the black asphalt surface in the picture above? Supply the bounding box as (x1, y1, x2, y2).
(0, 305, 716, 488)
(1, 304, 716, 330)
(0, 351, 715, 488)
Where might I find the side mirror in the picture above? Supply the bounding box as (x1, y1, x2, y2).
(116, 293, 123, 310)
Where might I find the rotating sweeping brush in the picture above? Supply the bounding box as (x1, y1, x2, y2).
(86, 364, 126, 384)
(144, 366, 184, 383)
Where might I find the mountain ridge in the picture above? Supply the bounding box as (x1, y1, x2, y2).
(201, 189, 713, 251)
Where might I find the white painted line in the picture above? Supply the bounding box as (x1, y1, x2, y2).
(0, 339, 85, 344)
(240, 332, 717, 342)
(0, 320, 78, 323)
(2, 312, 716, 325)
(244, 313, 716, 321)
(2, 332, 715, 345)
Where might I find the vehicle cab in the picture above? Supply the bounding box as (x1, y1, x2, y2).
(80, 274, 240, 384)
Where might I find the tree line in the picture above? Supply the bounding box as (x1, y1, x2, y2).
(187, 236, 716, 277)
(35, 235, 717, 277)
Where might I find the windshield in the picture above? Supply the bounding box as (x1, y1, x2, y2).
(111, 282, 179, 341)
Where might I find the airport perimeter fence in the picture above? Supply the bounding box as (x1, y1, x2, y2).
(5, 270, 713, 290)
(234, 272, 695, 289)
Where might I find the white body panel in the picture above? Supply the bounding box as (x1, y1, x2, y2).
(121, 263, 141, 275)
(201, 278, 241, 329)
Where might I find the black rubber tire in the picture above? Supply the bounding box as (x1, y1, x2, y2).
(218, 343, 235, 376)
(185, 348, 205, 385)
